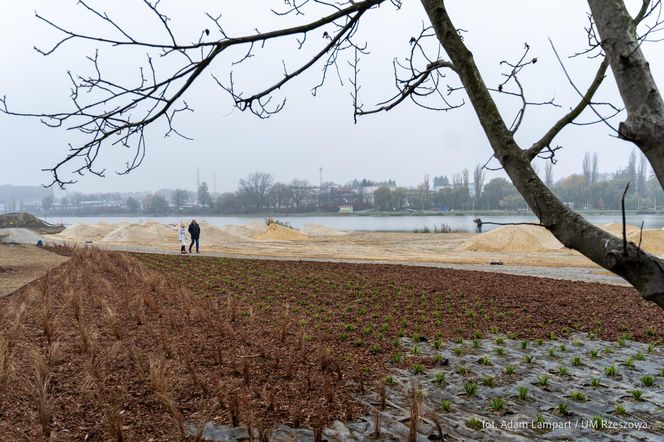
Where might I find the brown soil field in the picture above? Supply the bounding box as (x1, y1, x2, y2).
(1, 247, 663, 440)
(0, 244, 69, 298)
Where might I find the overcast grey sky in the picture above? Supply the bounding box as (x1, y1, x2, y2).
(1, 0, 661, 195)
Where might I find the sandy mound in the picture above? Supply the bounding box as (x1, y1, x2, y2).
(600, 223, 641, 237)
(301, 224, 347, 236)
(252, 224, 310, 241)
(101, 222, 177, 244)
(457, 225, 564, 253)
(197, 222, 244, 245)
(597, 224, 664, 255)
(0, 212, 57, 229)
(221, 222, 268, 238)
(59, 222, 119, 241)
(626, 229, 664, 255)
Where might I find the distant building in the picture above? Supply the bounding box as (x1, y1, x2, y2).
(339, 205, 354, 214)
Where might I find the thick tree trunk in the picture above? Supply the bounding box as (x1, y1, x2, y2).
(420, 0, 664, 308)
(588, 0, 664, 187)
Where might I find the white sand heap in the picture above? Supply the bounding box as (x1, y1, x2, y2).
(102, 221, 177, 244)
(457, 225, 565, 253)
(252, 223, 310, 241)
(58, 222, 124, 242)
(301, 224, 347, 236)
(196, 222, 246, 245)
(221, 222, 268, 239)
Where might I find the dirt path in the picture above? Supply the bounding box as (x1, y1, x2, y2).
(0, 243, 68, 298)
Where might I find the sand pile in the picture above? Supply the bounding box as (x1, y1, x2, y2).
(632, 230, 664, 254)
(301, 224, 347, 236)
(457, 225, 564, 253)
(598, 224, 664, 255)
(252, 224, 310, 241)
(59, 222, 119, 242)
(101, 221, 177, 244)
(197, 222, 244, 245)
(600, 223, 641, 237)
(221, 222, 268, 238)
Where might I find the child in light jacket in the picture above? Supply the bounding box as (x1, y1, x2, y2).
(177, 222, 187, 254)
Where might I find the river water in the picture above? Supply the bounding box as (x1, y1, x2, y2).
(43, 213, 664, 233)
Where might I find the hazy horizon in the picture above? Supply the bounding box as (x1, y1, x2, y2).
(1, 1, 660, 195)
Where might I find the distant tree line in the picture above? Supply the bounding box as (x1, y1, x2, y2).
(40, 151, 662, 216)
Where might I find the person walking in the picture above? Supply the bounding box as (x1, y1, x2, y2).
(177, 222, 187, 254)
(188, 219, 200, 254)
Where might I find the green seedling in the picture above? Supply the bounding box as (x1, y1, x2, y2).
(495, 337, 505, 346)
(505, 365, 516, 375)
(589, 349, 599, 358)
(457, 366, 469, 376)
(537, 374, 549, 386)
(605, 365, 618, 377)
(495, 347, 505, 356)
(412, 363, 425, 375)
(569, 391, 586, 401)
(557, 366, 569, 376)
(482, 376, 496, 387)
(479, 356, 491, 366)
(434, 372, 446, 385)
(490, 397, 504, 412)
(590, 377, 600, 388)
(556, 402, 569, 415)
(640, 375, 655, 387)
(517, 385, 529, 400)
(464, 382, 478, 396)
(439, 400, 452, 412)
(466, 417, 482, 430)
(631, 390, 643, 401)
(571, 356, 581, 367)
(592, 416, 607, 430)
(614, 404, 625, 415)
(524, 354, 534, 364)
(521, 340, 528, 350)
(634, 352, 645, 361)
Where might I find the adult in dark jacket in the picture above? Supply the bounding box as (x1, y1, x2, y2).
(188, 219, 201, 253)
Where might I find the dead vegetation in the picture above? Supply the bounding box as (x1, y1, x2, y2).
(0, 247, 364, 440)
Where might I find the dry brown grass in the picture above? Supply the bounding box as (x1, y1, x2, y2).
(408, 382, 422, 442)
(7, 301, 27, 346)
(104, 404, 125, 442)
(31, 347, 51, 438)
(148, 358, 185, 439)
(102, 299, 123, 341)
